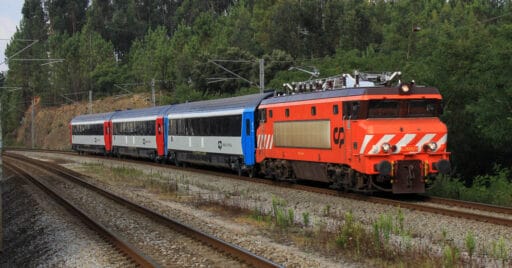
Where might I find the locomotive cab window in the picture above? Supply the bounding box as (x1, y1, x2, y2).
(269, 110, 273, 118)
(258, 109, 267, 123)
(363, 99, 442, 118)
(368, 100, 399, 118)
(333, 104, 339, 115)
(406, 100, 441, 117)
(343, 102, 361, 119)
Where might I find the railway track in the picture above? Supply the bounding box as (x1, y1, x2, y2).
(4, 160, 158, 268)
(9, 149, 512, 227)
(4, 152, 282, 268)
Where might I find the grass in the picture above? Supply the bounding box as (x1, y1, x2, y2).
(76, 162, 510, 267)
(428, 165, 512, 207)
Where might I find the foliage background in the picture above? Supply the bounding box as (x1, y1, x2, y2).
(2, 0, 512, 185)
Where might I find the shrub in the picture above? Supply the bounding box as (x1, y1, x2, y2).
(428, 165, 512, 206)
(465, 232, 476, 259)
(302, 212, 310, 227)
(335, 211, 365, 256)
(491, 237, 509, 265)
(443, 245, 460, 268)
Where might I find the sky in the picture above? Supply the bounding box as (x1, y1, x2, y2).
(0, 0, 24, 73)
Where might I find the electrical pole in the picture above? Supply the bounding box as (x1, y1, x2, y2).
(0, 100, 3, 253)
(31, 98, 34, 149)
(88, 90, 92, 114)
(151, 78, 155, 107)
(259, 58, 264, 94)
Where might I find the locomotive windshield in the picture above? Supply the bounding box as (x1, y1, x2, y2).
(365, 99, 441, 118)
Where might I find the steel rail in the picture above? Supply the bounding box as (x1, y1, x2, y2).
(10, 149, 512, 227)
(422, 196, 512, 215)
(3, 160, 159, 268)
(5, 152, 282, 268)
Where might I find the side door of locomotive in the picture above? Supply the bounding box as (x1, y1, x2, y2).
(342, 101, 360, 163)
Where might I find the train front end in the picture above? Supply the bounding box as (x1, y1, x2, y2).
(347, 84, 451, 193)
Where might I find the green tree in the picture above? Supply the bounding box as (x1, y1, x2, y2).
(129, 26, 174, 92)
(5, 0, 49, 107)
(45, 0, 88, 34)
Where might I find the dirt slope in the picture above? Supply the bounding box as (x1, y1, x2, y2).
(15, 94, 153, 150)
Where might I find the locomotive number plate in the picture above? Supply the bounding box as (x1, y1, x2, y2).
(401, 145, 418, 152)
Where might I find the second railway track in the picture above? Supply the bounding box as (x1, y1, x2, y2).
(4, 152, 281, 268)
(9, 149, 512, 227)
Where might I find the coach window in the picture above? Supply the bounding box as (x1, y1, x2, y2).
(311, 106, 316, 116)
(333, 104, 339, 115)
(285, 108, 290, 117)
(269, 110, 273, 118)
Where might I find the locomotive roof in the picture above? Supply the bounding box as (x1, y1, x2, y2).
(261, 86, 440, 105)
(111, 105, 173, 121)
(70, 112, 117, 125)
(167, 92, 273, 118)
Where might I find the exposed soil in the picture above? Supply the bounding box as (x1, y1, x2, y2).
(15, 93, 153, 150)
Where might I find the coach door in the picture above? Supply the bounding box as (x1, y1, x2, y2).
(241, 110, 255, 166)
(104, 121, 113, 153)
(156, 117, 165, 157)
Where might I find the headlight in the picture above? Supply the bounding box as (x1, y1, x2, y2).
(424, 141, 438, 152)
(381, 143, 391, 153)
(399, 83, 413, 94)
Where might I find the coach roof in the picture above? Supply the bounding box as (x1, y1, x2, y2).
(111, 105, 173, 121)
(168, 92, 273, 116)
(70, 112, 117, 125)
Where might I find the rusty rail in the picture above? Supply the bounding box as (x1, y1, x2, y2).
(11, 149, 512, 227)
(4, 161, 159, 268)
(5, 152, 282, 268)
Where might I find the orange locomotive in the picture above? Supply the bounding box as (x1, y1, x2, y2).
(255, 72, 451, 194)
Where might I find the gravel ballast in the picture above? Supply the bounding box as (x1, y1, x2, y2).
(12, 151, 512, 267)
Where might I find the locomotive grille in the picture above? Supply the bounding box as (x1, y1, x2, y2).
(392, 160, 424, 194)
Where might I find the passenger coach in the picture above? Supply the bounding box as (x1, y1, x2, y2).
(111, 105, 172, 161)
(70, 112, 116, 155)
(166, 92, 273, 176)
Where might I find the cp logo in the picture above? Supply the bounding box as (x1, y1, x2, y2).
(333, 127, 344, 148)
(218, 141, 223, 150)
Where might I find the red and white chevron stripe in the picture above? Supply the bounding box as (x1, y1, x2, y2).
(257, 134, 273, 150)
(360, 133, 447, 155)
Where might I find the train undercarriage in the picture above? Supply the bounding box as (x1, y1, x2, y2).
(258, 158, 435, 194)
